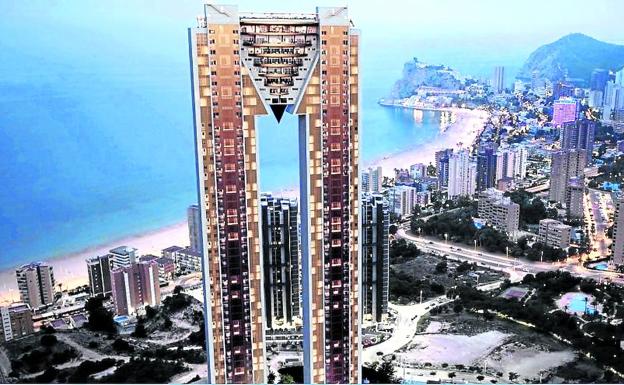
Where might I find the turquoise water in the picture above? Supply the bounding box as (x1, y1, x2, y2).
(562, 293, 599, 315)
(591, 262, 609, 271)
(0, 2, 502, 271)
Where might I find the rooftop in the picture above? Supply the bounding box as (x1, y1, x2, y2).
(109, 246, 137, 255)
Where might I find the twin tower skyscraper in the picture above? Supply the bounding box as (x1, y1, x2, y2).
(188, 4, 361, 384)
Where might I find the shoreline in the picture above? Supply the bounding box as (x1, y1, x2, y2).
(0, 220, 189, 304)
(0, 106, 488, 304)
(366, 106, 489, 178)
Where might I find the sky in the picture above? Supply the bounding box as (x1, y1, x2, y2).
(2, 0, 624, 81)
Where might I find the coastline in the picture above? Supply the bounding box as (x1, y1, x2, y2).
(0, 220, 189, 304)
(0, 106, 487, 304)
(365, 106, 489, 178)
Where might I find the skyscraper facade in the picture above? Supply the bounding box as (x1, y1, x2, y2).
(613, 196, 624, 265)
(435, 148, 453, 188)
(188, 204, 203, 254)
(260, 194, 300, 329)
(560, 119, 595, 165)
(492, 66, 505, 94)
(189, 5, 360, 383)
(110, 260, 161, 316)
(552, 98, 578, 127)
(476, 147, 497, 191)
(16, 262, 55, 309)
(360, 194, 389, 323)
(549, 149, 586, 203)
(448, 149, 477, 198)
(86, 255, 112, 297)
(362, 166, 383, 193)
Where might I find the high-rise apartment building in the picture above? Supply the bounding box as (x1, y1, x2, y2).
(109, 246, 137, 269)
(552, 98, 578, 127)
(0, 303, 33, 343)
(110, 260, 161, 316)
(435, 149, 453, 188)
(189, 5, 360, 383)
(476, 147, 497, 191)
(613, 196, 624, 265)
(538, 219, 571, 249)
(187, 204, 203, 254)
(477, 188, 520, 236)
(362, 166, 383, 193)
(560, 119, 595, 165)
(590, 68, 609, 91)
(360, 194, 389, 323)
(565, 177, 585, 220)
(86, 255, 112, 297)
(388, 185, 418, 217)
(260, 194, 300, 329)
(492, 66, 505, 94)
(409, 163, 427, 180)
(549, 149, 586, 203)
(495, 145, 528, 182)
(448, 149, 477, 198)
(16, 262, 55, 309)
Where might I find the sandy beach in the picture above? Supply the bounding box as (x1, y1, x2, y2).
(0, 107, 487, 304)
(0, 221, 189, 304)
(365, 107, 489, 178)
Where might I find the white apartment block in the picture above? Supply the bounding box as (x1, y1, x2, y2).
(448, 149, 477, 198)
(538, 219, 571, 249)
(477, 188, 520, 236)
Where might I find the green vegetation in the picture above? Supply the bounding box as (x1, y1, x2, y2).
(411, 207, 512, 253)
(98, 357, 186, 383)
(85, 297, 115, 334)
(450, 271, 624, 374)
(363, 361, 400, 384)
(66, 358, 117, 383)
(389, 238, 421, 264)
(504, 189, 557, 227)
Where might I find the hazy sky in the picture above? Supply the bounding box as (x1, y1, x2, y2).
(3, 0, 624, 81)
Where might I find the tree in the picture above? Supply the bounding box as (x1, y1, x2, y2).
(435, 261, 448, 274)
(40, 334, 58, 347)
(267, 371, 276, 384)
(132, 321, 147, 338)
(173, 285, 185, 295)
(279, 374, 295, 384)
(508, 372, 519, 381)
(448, 372, 456, 379)
(85, 297, 115, 333)
(477, 375, 485, 381)
(453, 303, 464, 314)
(145, 305, 158, 319)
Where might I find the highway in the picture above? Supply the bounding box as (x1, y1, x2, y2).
(585, 188, 613, 260)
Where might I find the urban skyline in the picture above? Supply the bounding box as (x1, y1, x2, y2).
(4, 1, 624, 385)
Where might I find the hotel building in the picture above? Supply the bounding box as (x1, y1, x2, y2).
(86, 255, 112, 297)
(189, 5, 360, 383)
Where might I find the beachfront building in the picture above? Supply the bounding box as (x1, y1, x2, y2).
(560, 119, 595, 166)
(110, 260, 161, 316)
(189, 5, 361, 383)
(187, 204, 203, 254)
(109, 246, 137, 269)
(566, 177, 585, 220)
(0, 303, 34, 343)
(139, 255, 176, 283)
(538, 219, 572, 249)
(362, 166, 383, 193)
(495, 145, 528, 182)
(86, 255, 112, 297)
(612, 196, 624, 265)
(361, 194, 389, 323)
(388, 185, 418, 217)
(435, 148, 453, 189)
(260, 194, 300, 329)
(477, 188, 520, 237)
(549, 149, 586, 204)
(16, 262, 55, 309)
(171, 247, 202, 274)
(448, 149, 477, 198)
(552, 97, 578, 127)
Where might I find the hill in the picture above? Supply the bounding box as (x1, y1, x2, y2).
(517, 33, 624, 84)
(389, 57, 462, 98)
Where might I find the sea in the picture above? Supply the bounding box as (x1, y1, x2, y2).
(0, 2, 524, 271)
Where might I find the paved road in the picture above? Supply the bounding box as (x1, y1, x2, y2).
(585, 188, 613, 260)
(397, 228, 624, 285)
